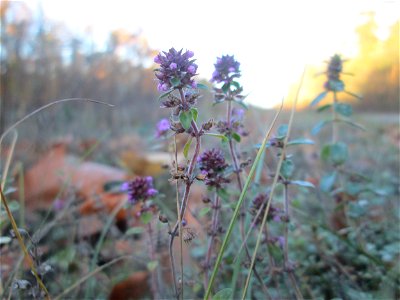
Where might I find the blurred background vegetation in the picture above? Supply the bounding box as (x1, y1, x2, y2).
(1, 1, 398, 137)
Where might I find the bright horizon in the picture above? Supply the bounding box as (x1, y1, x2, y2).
(25, 0, 399, 108)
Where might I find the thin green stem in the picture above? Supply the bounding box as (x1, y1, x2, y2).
(204, 102, 283, 300)
(241, 67, 306, 300)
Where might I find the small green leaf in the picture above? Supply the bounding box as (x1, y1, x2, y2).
(321, 143, 348, 165)
(334, 102, 353, 117)
(287, 138, 314, 146)
(179, 110, 193, 130)
(311, 119, 332, 135)
(190, 108, 198, 122)
(290, 180, 315, 188)
(147, 261, 158, 271)
(140, 212, 153, 225)
(277, 124, 288, 139)
(212, 288, 232, 300)
(344, 90, 362, 100)
(158, 89, 173, 100)
(317, 104, 332, 112)
(310, 91, 328, 107)
(339, 119, 366, 131)
(170, 77, 181, 87)
(231, 81, 241, 89)
(320, 171, 337, 192)
(328, 80, 345, 91)
(231, 132, 241, 143)
(204, 133, 228, 142)
(280, 159, 294, 179)
(125, 227, 145, 236)
(199, 207, 211, 217)
(196, 83, 209, 90)
(234, 99, 248, 110)
(222, 83, 230, 94)
(183, 137, 193, 158)
(217, 188, 229, 201)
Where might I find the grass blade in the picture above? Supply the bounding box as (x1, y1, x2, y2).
(204, 100, 283, 300)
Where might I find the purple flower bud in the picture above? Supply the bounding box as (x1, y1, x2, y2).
(156, 118, 170, 137)
(154, 55, 161, 64)
(228, 67, 235, 72)
(161, 83, 170, 91)
(170, 62, 177, 70)
(53, 198, 64, 211)
(191, 81, 197, 89)
(277, 236, 285, 249)
(186, 50, 194, 58)
(273, 215, 281, 222)
(187, 65, 196, 74)
(120, 182, 130, 192)
(147, 188, 157, 197)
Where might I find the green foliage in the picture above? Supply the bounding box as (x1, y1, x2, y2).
(334, 102, 353, 117)
(321, 142, 348, 166)
(179, 110, 193, 130)
(140, 212, 153, 224)
(212, 288, 232, 300)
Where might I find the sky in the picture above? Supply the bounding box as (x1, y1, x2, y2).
(26, 0, 399, 108)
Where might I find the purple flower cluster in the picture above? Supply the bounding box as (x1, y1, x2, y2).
(156, 118, 170, 137)
(198, 148, 229, 188)
(250, 193, 284, 225)
(122, 176, 158, 204)
(154, 48, 198, 92)
(211, 55, 241, 84)
(324, 54, 345, 92)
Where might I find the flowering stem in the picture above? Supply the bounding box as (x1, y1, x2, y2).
(240, 67, 306, 300)
(226, 100, 270, 297)
(204, 102, 283, 300)
(203, 193, 221, 290)
(283, 183, 303, 300)
(332, 91, 338, 143)
(168, 88, 202, 299)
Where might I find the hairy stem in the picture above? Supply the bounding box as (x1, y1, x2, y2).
(332, 91, 338, 143)
(169, 88, 202, 299)
(203, 193, 220, 290)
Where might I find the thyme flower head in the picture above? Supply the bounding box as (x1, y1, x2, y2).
(154, 48, 198, 92)
(211, 55, 240, 84)
(122, 176, 158, 204)
(324, 54, 345, 92)
(198, 148, 229, 188)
